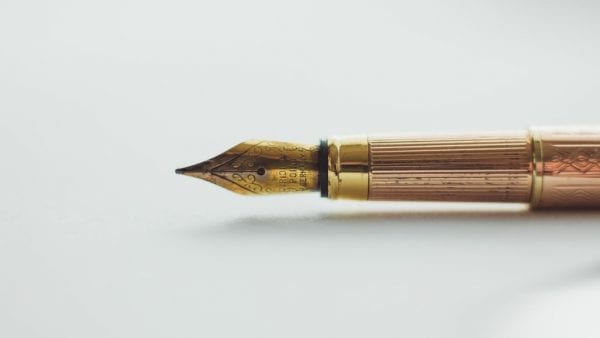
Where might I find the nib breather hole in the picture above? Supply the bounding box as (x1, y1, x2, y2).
(256, 168, 266, 176)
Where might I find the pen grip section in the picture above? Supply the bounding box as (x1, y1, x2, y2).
(368, 133, 533, 202)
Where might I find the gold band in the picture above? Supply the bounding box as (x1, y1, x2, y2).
(327, 136, 369, 200)
(530, 130, 544, 208)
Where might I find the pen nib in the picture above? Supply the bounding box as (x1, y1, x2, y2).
(176, 140, 319, 195)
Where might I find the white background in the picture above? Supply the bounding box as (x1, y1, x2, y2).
(1, 1, 600, 337)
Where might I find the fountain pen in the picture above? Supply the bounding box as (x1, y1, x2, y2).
(176, 127, 600, 209)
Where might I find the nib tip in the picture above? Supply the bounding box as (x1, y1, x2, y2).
(175, 168, 185, 175)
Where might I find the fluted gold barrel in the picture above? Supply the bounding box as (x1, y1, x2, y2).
(327, 128, 600, 208)
(368, 133, 533, 202)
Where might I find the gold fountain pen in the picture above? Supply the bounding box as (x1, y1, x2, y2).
(176, 127, 600, 209)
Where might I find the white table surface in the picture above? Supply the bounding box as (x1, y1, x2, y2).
(2, 1, 600, 337)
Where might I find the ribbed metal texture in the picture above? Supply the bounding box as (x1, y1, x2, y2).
(369, 133, 533, 202)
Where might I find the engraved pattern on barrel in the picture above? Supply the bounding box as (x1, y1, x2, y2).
(368, 133, 533, 202)
(532, 127, 600, 208)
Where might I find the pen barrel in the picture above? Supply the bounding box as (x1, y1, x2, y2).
(368, 133, 533, 203)
(327, 127, 600, 208)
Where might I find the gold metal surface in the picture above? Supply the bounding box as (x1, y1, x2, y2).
(327, 136, 369, 200)
(176, 140, 319, 195)
(530, 130, 544, 207)
(530, 127, 600, 209)
(176, 127, 600, 209)
(368, 133, 533, 202)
